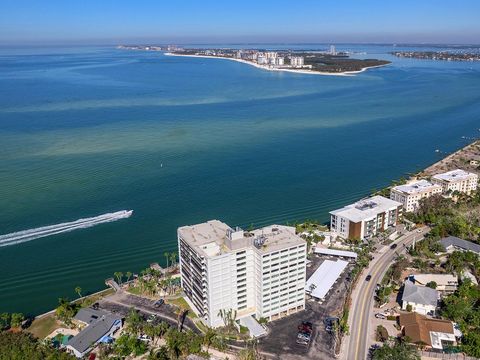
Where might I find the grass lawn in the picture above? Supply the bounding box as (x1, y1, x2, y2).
(126, 286, 145, 296)
(167, 297, 197, 318)
(28, 314, 60, 339)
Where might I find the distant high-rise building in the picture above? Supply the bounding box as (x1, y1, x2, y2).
(330, 45, 336, 55)
(290, 56, 304, 67)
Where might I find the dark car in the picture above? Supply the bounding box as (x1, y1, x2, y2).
(153, 299, 165, 308)
(366, 275, 372, 281)
(390, 243, 398, 249)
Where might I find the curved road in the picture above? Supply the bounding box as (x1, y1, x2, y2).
(342, 226, 429, 360)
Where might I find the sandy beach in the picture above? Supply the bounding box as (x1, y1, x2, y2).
(164, 52, 388, 76)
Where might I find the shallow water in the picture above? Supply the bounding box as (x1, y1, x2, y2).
(0, 44, 479, 315)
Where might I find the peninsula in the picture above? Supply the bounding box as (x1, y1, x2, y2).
(392, 51, 480, 62)
(118, 45, 391, 75)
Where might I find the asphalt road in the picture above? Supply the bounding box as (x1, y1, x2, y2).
(343, 226, 429, 360)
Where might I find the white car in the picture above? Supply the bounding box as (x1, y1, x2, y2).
(138, 334, 152, 342)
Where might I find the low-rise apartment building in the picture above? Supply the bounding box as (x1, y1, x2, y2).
(431, 169, 478, 195)
(390, 180, 442, 212)
(330, 195, 402, 241)
(178, 220, 307, 328)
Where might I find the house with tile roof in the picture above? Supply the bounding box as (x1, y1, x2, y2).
(399, 312, 456, 350)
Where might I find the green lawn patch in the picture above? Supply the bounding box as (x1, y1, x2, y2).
(28, 314, 60, 339)
(167, 297, 197, 318)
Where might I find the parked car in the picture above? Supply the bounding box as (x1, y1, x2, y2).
(296, 321, 313, 345)
(390, 244, 397, 249)
(375, 313, 386, 319)
(153, 299, 165, 308)
(366, 275, 372, 281)
(138, 334, 152, 342)
(147, 314, 157, 323)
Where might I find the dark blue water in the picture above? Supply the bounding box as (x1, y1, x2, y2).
(1, 44, 479, 315)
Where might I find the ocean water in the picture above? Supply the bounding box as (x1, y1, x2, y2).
(1, 44, 480, 315)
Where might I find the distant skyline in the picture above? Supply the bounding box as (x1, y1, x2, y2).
(1, 0, 480, 45)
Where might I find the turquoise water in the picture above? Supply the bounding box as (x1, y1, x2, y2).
(1, 44, 480, 315)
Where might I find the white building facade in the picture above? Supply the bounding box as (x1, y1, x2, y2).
(178, 220, 306, 328)
(290, 56, 304, 67)
(330, 195, 402, 241)
(390, 180, 442, 212)
(431, 169, 478, 195)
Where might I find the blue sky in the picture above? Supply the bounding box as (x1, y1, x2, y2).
(1, 0, 479, 45)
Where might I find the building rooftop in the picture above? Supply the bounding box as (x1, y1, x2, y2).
(67, 312, 122, 354)
(440, 236, 480, 254)
(399, 312, 454, 348)
(74, 308, 110, 325)
(432, 169, 477, 182)
(305, 259, 349, 300)
(401, 280, 438, 307)
(392, 180, 441, 195)
(178, 220, 305, 257)
(412, 274, 458, 288)
(329, 195, 402, 223)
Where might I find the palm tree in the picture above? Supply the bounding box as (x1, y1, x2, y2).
(170, 252, 177, 268)
(204, 327, 217, 352)
(125, 271, 132, 283)
(164, 252, 170, 269)
(74, 286, 82, 300)
(114, 271, 123, 285)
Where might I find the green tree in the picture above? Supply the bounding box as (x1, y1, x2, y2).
(55, 298, 79, 325)
(74, 286, 82, 300)
(426, 281, 437, 289)
(147, 346, 170, 360)
(125, 308, 144, 336)
(0, 332, 75, 360)
(125, 271, 132, 283)
(372, 339, 420, 360)
(10, 313, 24, 328)
(164, 252, 170, 269)
(0, 313, 11, 330)
(114, 271, 123, 285)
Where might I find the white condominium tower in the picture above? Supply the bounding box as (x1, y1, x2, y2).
(431, 169, 478, 195)
(390, 180, 442, 212)
(178, 220, 307, 328)
(290, 56, 304, 67)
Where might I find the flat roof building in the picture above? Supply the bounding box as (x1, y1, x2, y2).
(305, 259, 348, 300)
(330, 195, 402, 241)
(411, 274, 458, 293)
(431, 169, 478, 195)
(390, 180, 442, 213)
(178, 220, 307, 328)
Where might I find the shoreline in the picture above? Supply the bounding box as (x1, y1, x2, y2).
(164, 52, 388, 76)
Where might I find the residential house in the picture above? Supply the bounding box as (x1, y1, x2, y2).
(66, 308, 123, 358)
(401, 281, 438, 315)
(411, 274, 458, 293)
(399, 312, 456, 350)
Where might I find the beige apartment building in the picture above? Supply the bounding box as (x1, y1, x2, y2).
(431, 169, 478, 195)
(390, 180, 442, 212)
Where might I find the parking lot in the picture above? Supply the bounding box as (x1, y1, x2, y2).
(98, 292, 199, 333)
(258, 255, 354, 359)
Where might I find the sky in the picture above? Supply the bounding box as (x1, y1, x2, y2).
(1, 0, 480, 45)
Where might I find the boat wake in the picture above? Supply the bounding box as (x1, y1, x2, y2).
(0, 210, 133, 248)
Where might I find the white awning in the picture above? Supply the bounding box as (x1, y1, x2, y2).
(239, 316, 267, 338)
(305, 259, 348, 300)
(314, 247, 357, 259)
